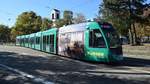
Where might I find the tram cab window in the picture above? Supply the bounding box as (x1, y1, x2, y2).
(102, 27, 121, 48)
(89, 29, 106, 48)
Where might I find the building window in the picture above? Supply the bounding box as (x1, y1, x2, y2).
(52, 14, 54, 19)
(56, 13, 59, 19)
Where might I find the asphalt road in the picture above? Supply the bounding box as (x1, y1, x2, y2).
(0, 45, 150, 84)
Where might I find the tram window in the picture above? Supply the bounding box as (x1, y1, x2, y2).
(23, 38, 24, 43)
(38, 37, 39, 44)
(24, 38, 26, 43)
(32, 38, 34, 44)
(27, 38, 28, 43)
(50, 35, 54, 45)
(25, 38, 27, 43)
(32, 37, 34, 44)
(20, 39, 21, 43)
(36, 37, 37, 44)
(22, 38, 24, 44)
(49, 35, 54, 52)
(36, 37, 39, 44)
(38, 37, 40, 44)
(16, 39, 18, 43)
(30, 38, 32, 44)
(47, 36, 49, 44)
(43, 36, 46, 44)
(26, 38, 27, 43)
(19, 39, 20, 43)
(29, 38, 31, 43)
(89, 29, 106, 48)
(31, 37, 34, 44)
(45, 36, 47, 44)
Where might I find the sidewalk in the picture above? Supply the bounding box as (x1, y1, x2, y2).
(123, 44, 150, 57)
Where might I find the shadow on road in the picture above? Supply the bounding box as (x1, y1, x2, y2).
(122, 57, 150, 67)
(0, 51, 150, 84)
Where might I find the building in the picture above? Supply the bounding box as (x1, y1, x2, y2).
(51, 9, 60, 26)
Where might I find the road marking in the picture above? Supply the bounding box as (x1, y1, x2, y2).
(21, 52, 29, 55)
(128, 67, 150, 74)
(85, 68, 150, 77)
(0, 64, 54, 84)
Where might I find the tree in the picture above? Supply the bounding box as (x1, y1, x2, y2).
(0, 24, 11, 42)
(55, 19, 66, 28)
(99, 0, 148, 45)
(11, 11, 42, 40)
(41, 18, 53, 31)
(14, 11, 42, 35)
(10, 27, 23, 41)
(73, 13, 86, 24)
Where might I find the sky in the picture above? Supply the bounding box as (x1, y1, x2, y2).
(0, 0, 100, 27)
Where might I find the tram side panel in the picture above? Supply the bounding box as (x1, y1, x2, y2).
(35, 32, 42, 50)
(24, 35, 29, 48)
(58, 31, 85, 59)
(41, 28, 57, 54)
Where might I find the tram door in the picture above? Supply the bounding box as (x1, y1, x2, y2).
(43, 36, 46, 51)
(46, 35, 50, 52)
(85, 29, 108, 61)
(49, 35, 54, 53)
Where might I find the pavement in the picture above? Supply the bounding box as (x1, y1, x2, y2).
(0, 45, 150, 84)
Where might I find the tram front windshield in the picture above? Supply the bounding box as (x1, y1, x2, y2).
(101, 25, 121, 48)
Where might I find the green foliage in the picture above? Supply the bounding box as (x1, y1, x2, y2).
(14, 11, 42, 35)
(10, 27, 23, 41)
(0, 24, 11, 42)
(41, 18, 53, 31)
(11, 11, 42, 41)
(55, 19, 66, 28)
(99, 0, 148, 36)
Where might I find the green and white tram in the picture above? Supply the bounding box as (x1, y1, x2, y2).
(16, 21, 123, 62)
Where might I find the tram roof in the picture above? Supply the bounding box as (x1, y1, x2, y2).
(58, 22, 91, 33)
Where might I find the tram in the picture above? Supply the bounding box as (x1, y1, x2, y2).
(16, 21, 123, 62)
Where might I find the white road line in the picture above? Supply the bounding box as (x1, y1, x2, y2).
(21, 52, 29, 55)
(0, 64, 54, 84)
(128, 67, 150, 74)
(85, 67, 150, 76)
